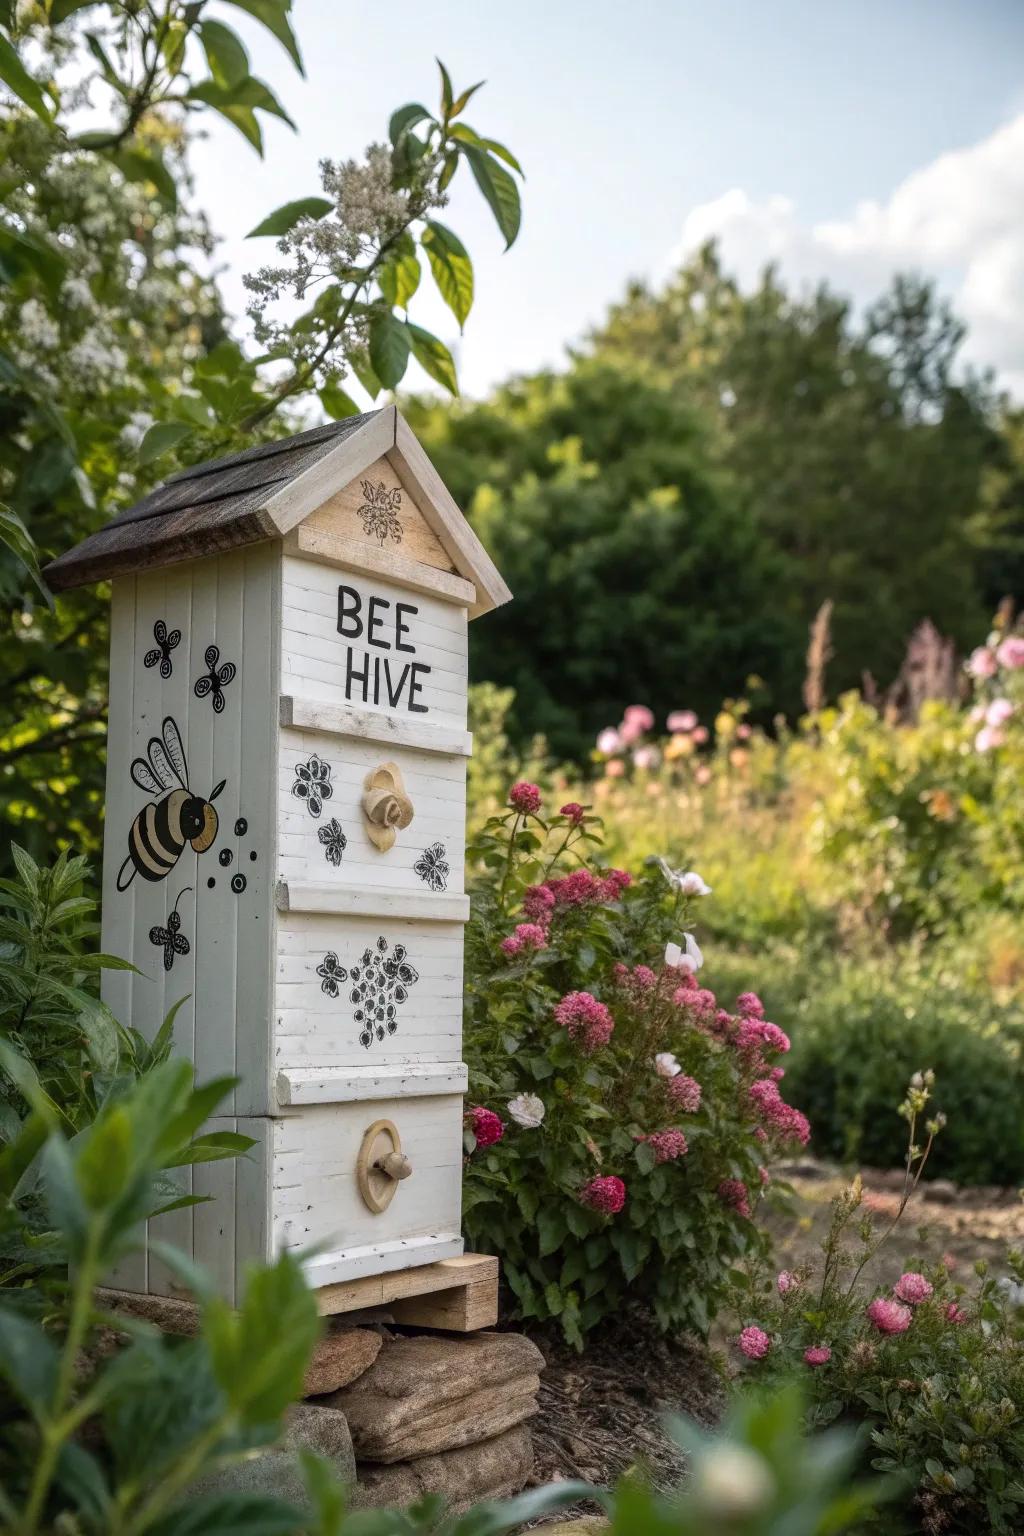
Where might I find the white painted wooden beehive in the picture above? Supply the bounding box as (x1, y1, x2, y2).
(46, 408, 510, 1304)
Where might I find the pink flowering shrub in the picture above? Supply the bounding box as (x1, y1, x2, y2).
(463, 792, 800, 1346)
(729, 1073, 1024, 1534)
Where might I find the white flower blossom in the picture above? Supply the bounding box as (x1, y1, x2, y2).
(507, 1093, 545, 1129)
(665, 934, 704, 972)
(657, 858, 711, 897)
(655, 1052, 681, 1078)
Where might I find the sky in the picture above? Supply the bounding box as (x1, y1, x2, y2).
(189, 0, 1024, 402)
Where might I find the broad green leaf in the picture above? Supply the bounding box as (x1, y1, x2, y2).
(0, 33, 51, 121)
(0, 1110, 48, 1200)
(0, 502, 52, 609)
(185, 86, 263, 154)
(77, 996, 120, 1075)
(138, 422, 194, 466)
(0, 1307, 59, 1415)
(349, 352, 382, 400)
(113, 145, 177, 209)
(206, 1251, 320, 1423)
(221, 0, 303, 74)
(421, 221, 474, 328)
(407, 322, 458, 395)
(0, 1037, 60, 1126)
(378, 230, 420, 309)
(164, 1130, 255, 1169)
(451, 123, 524, 176)
(462, 145, 521, 248)
(0, 217, 66, 298)
(53, 1442, 110, 1522)
(318, 379, 360, 419)
(199, 19, 250, 87)
(145, 1493, 307, 1536)
(247, 196, 332, 238)
(368, 311, 410, 390)
(84, 31, 123, 92)
(77, 1105, 132, 1208)
(187, 75, 295, 133)
(389, 101, 432, 146)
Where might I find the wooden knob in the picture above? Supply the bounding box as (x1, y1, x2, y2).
(377, 1150, 412, 1181)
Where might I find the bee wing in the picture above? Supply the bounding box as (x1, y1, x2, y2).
(131, 757, 164, 796)
(160, 716, 189, 788)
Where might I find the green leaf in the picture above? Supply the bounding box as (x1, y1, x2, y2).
(138, 422, 194, 466)
(114, 145, 177, 208)
(449, 123, 524, 175)
(389, 102, 432, 147)
(0, 1307, 59, 1415)
(78, 996, 120, 1075)
(0, 502, 52, 609)
(349, 352, 382, 401)
(0, 220, 66, 298)
(462, 145, 522, 248)
(421, 221, 474, 328)
(318, 379, 360, 420)
(449, 80, 485, 120)
(378, 230, 420, 309)
(437, 57, 454, 116)
(0, 33, 51, 121)
(247, 196, 332, 237)
(49, 0, 103, 20)
(220, 0, 304, 74)
(205, 1251, 320, 1424)
(199, 19, 250, 87)
(77, 1106, 132, 1208)
(407, 322, 458, 395)
(368, 311, 410, 390)
(146, 1493, 307, 1536)
(164, 1130, 255, 1168)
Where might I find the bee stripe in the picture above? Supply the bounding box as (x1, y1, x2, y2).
(133, 799, 184, 880)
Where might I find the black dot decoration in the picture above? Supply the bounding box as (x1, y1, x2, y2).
(235, 817, 248, 836)
(249, 850, 257, 862)
(207, 877, 216, 889)
(231, 873, 247, 893)
(219, 848, 233, 867)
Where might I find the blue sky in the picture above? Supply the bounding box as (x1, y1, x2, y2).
(192, 0, 1024, 399)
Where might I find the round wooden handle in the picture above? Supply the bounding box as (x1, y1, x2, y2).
(377, 1150, 412, 1181)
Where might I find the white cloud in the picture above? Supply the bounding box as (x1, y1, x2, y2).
(672, 114, 1024, 398)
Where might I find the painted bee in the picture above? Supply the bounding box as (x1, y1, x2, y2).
(117, 716, 225, 891)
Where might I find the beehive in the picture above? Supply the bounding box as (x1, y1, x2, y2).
(46, 407, 510, 1307)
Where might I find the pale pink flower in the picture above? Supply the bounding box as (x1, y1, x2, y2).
(893, 1272, 933, 1305)
(596, 727, 621, 755)
(967, 645, 998, 678)
(737, 1325, 771, 1360)
(654, 1051, 681, 1078)
(736, 722, 752, 740)
(945, 1302, 968, 1325)
(975, 724, 1005, 752)
(694, 764, 712, 786)
(667, 1074, 702, 1113)
(691, 725, 710, 744)
(618, 716, 645, 745)
(624, 704, 655, 730)
(997, 636, 1024, 669)
(606, 758, 626, 778)
(500, 922, 548, 957)
(866, 1297, 912, 1334)
(667, 709, 698, 733)
(804, 1345, 831, 1367)
(987, 697, 1014, 727)
(665, 933, 703, 972)
(633, 745, 660, 771)
(777, 1270, 798, 1295)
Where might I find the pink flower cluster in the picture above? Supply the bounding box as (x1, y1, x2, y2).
(804, 1345, 831, 1367)
(614, 962, 659, 997)
(666, 1073, 702, 1113)
(554, 990, 615, 1052)
(579, 1175, 626, 1214)
(523, 867, 632, 925)
(718, 1178, 752, 1220)
(640, 1128, 689, 1163)
(738, 1325, 771, 1359)
(560, 801, 586, 825)
(866, 1297, 912, 1335)
(735, 1017, 792, 1058)
(748, 1077, 811, 1146)
(736, 991, 765, 1017)
(500, 922, 548, 957)
(468, 1106, 505, 1148)
(893, 1271, 933, 1305)
(675, 984, 718, 1021)
(509, 781, 542, 815)
(777, 1270, 799, 1295)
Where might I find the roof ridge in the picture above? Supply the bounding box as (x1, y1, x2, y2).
(163, 411, 381, 486)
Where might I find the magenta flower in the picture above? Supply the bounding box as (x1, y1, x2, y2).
(866, 1297, 912, 1335)
(736, 991, 765, 1018)
(718, 1178, 752, 1220)
(579, 1175, 626, 1214)
(560, 801, 586, 825)
(554, 991, 615, 1052)
(945, 1302, 968, 1325)
(737, 1325, 771, 1360)
(468, 1106, 505, 1149)
(641, 1128, 689, 1164)
(893, 1272, 933, 1305)
(624, 704, 655, 731)
(523, 883, 556, 923)
(500, 922, 548, 957)
(997, 636, 1024, 669)
(667, 1074, 702, 1113)
(804, 1346, 832, 1367)
(509, 780, 542, 815)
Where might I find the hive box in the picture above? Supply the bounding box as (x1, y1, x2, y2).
(46, 407, 510, 1305)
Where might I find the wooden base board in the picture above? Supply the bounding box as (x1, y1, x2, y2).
(316, 1252, 498, 1330)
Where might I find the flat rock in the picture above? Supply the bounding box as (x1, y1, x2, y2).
(97, 1287, 200, 1336)
(352, 1423, 534, 1512)
(329, 1332, 544, 1463)
(187, 1402, 355, 1505)
(304, 1326, 382, 1396)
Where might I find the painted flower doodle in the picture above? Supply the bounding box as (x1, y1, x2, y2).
(318, 817, 348, 867)
(316, 950, 348, 998)
(413, 841, 450, 892)
(357, 479, 403, 546)
(193, 644, 237, 713)
(292, 755, 333, 818)
(349, 935, 419, 1049)
(143, 619, 181, 679)
(148, 887, 191, 972)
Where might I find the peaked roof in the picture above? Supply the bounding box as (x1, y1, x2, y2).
(44, 406, 511, 618)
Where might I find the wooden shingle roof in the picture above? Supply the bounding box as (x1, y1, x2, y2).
(44, 406, 511, 618)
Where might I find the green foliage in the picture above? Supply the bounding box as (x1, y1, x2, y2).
(733, 1080, 1024, 1534)
(462, 792, 813, 1346)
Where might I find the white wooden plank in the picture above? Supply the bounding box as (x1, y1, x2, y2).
(285, 524, 477, 607)
(276, 883, 469, 923)
(303, 1234, 464, 1287)
(262, 406, 397, 538)
(192, 1114, 236, 1300)
(235, 1115, 273, 1302)
(280, 696, 472, 757)
(277, 1062, 467, 1105)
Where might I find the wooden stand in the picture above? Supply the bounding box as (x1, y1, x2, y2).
(317, 1253, 498, 1331)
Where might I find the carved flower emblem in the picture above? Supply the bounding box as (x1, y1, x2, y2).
(357, 479, 403, 546)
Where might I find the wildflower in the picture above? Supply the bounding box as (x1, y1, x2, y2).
(682, 986, 717, 1021)
(718, 1179, 752, 1220)
(641, 1128, 689, 1163)
(619, 716, 645, 746)
(624, 704, 655, 730)
(945, 1302, 968, 1325)
(967, 645, 998, 678)
(997, 636, 1024, 669)
(849, 1339, 877, 1370)
(667, 709, 698, 733)
(976, 724, 1006, 752)
(736, 722, 752, 740)
(500, 922, 548, 957)
(737, 1325, 770, 1360)
(600, 868, 632, 899)
(655, 1051, 681, 1077)
(894, 1272, 933, 1305)
(596, 727, 622, 755)
(694, 764, 712, 786)
(737, 991, 765, 1018)
(619, 963, 657, 993)
(692, 725, 710, 744)
(866, 1297, 912, 1334)
(523, 883, 556, 923)
(665, 933, 704, 972)
(777, 1270, 798, 1295)
(507, 1093, 545, 1129)
(748, 1078, 811, 1146)
(579, 1175, 626, 1214)
(987, 698, 1014, 727)
(560, 801, 586, 825)
(633, 745, 659, 771)
(509, 781, 542, 815)
(804, 1346, 832, 1367)
(605, 758, 626, 778)
(657, 858, 711, 896)
(667, 1074, 702, 1112)
(554, 991, 615, 1052)
(468, 1107, 504, 1148)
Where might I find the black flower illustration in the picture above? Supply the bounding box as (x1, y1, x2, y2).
(143, 619, 181, 679)
(318, 818, 348, 867)
(194, 643, 237, 713)
(349, 935, 419, 1049)
(316, 950, 348, 998)
(292, 755, 333, 818)
(357, 479, 403, 546)
(413, 841, 450, 893)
